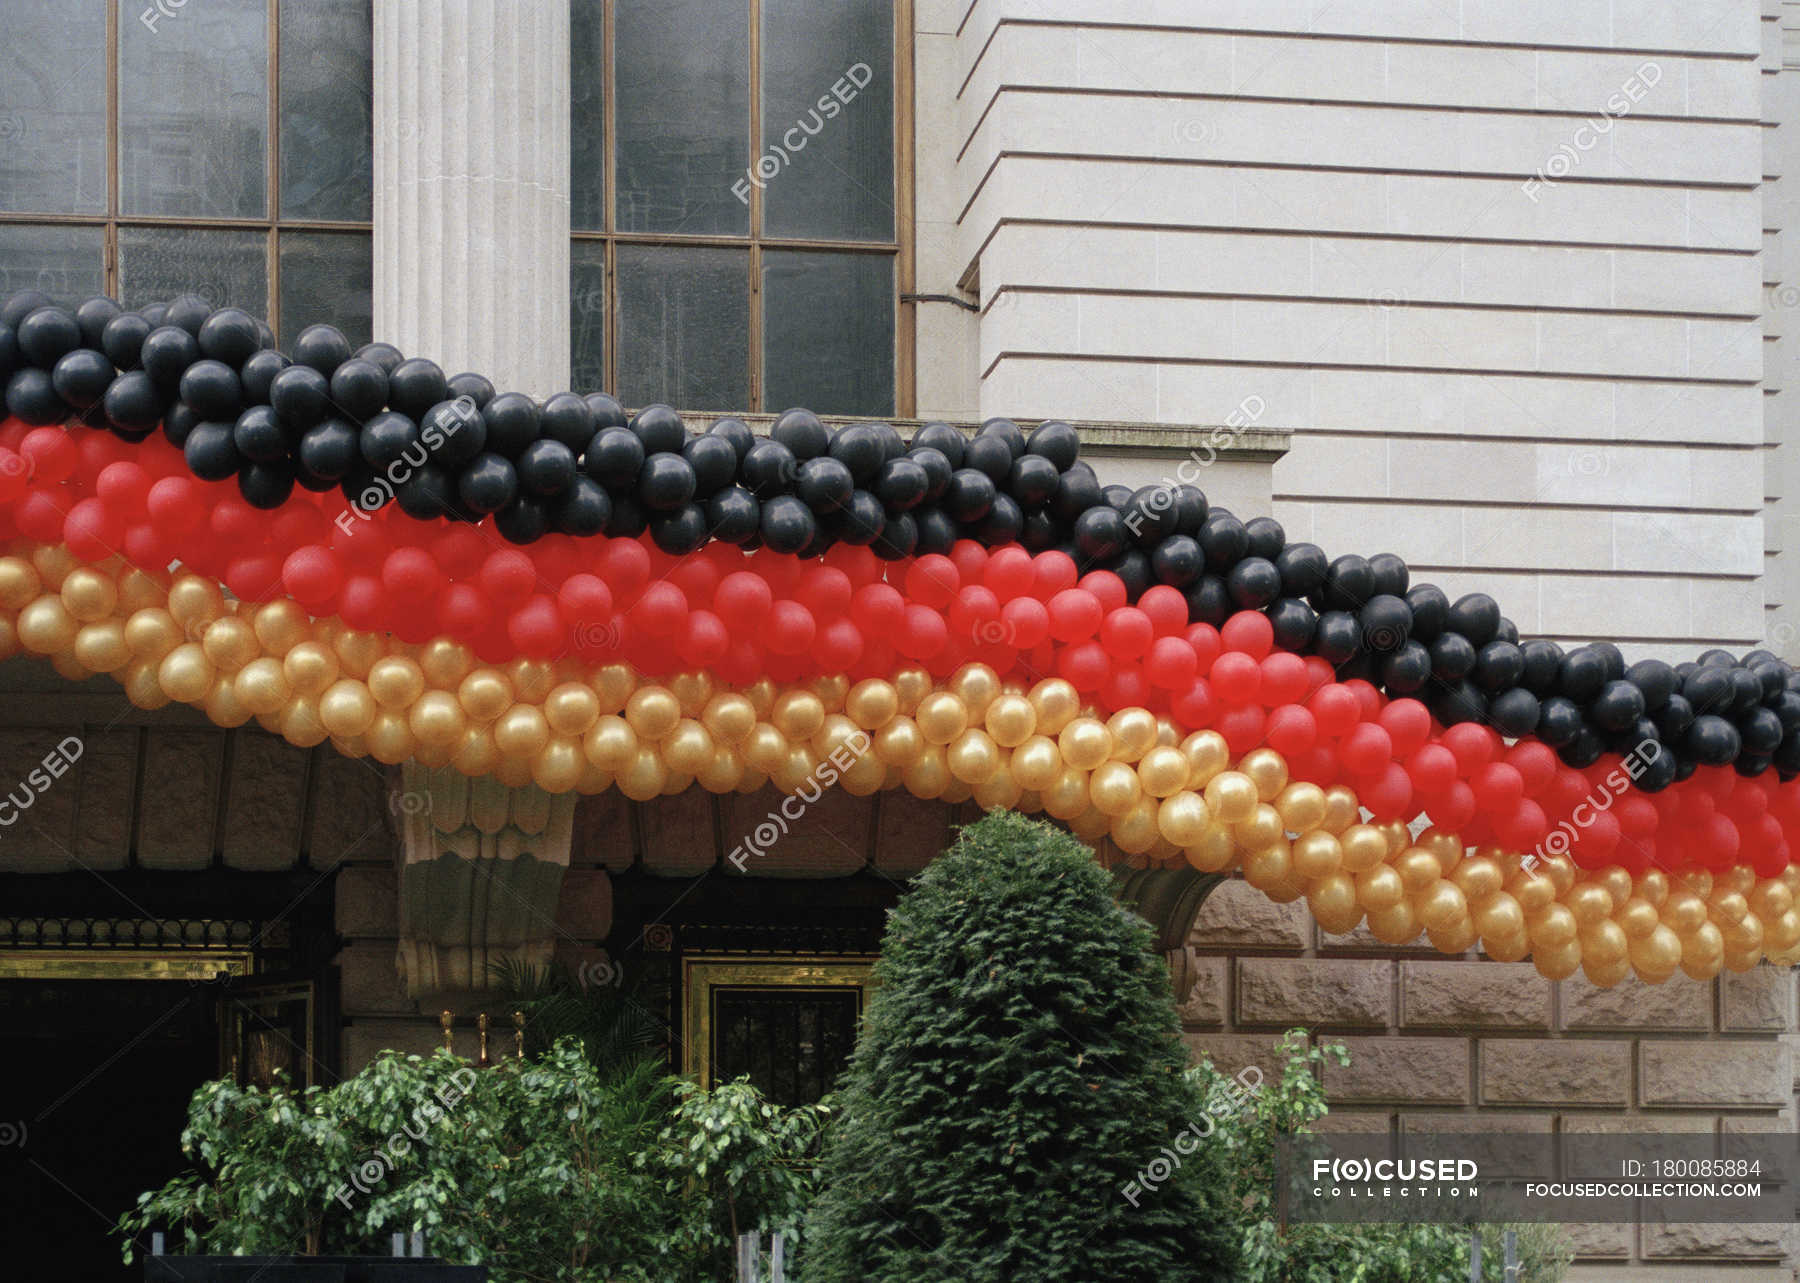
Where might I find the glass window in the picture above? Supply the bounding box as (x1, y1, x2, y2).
(118, 227, 268, 318)
(0, 225, 106, 303)
(278, 0, 373, 223)
(572, 0, 901, 412)
(279, 231, 372, 348)
(0, 1, 108, 214)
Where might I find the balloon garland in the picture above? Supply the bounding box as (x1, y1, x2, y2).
(2, 288, 1799, 986)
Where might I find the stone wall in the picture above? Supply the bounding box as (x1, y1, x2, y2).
(1180, 876, 1800, 1280)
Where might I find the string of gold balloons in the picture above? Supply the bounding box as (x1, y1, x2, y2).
(4, 539, 1796, 985)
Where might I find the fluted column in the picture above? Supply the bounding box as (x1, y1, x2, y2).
(373, 0, 570, 398)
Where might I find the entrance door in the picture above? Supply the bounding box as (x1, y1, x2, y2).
(682, 956, 873, 1106)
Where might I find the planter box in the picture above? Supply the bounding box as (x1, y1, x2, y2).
(145, 1257, 485, 1282)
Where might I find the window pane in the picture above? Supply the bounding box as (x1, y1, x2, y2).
(571, 240, 607, 392)
(118, 0, 268, 218)
(0, 225, 106, 304)
(279, 231, 371, 347)
(617, 245, 747, 411)
(762, 251, 893, 416)
(279, 0, 372, 221)
(0, 1, 107, 213)
(571, 0, 606, 231)
(118, 226, 267, 319)
(614, 0, 749, 235)
(761, 0, 893, 242)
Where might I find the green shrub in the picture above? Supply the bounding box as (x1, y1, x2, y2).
(805, 810, 1241, 1282)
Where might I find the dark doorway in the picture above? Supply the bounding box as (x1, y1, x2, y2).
(1, 977, 219, 1283)
(713, 983, 861, 1106)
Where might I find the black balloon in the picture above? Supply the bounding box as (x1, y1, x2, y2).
(797, 456, 855, 512)
(387, 358, 449, 420)
(51, 349, 113, 410)
(1024, 419, 1078, 470)
(683, 434, 738, 497)
(298, 419, 361, 481)
(770, 407, 829, 460)
(1073, 505, 1128, 564)
(1685, 715, 1741, 767)
(651, 504, 709, 555)
(238, 461, 295, 509)
(834, 491, 886, 546)
(876, 457, 930, 512)
(1151, 535, 1204, 587)
(874, 511, 920, 560)
(184, 422, 240, 481)
(197, 308, 260, 366)
(458, 453, 518, 515)
(0, 290, 54, 328)
(1050, 465, 1102, 523)
(915, 507, 957, 555)
(450, 372, 497, 409)
(964, 434, 1013, 484)
(101, 312, 152, 371)
(830, 425, 886, 485)
(1536, 697, 1583, 747)
(743, 440, 798, 498)
(1471, 640, 1524, 691)
(1227, 557, 1281, 610)
(1199, 513, 1248, 572)
(761, 495, 815, 554)
(553, 477, 613, 535)
(1591, 680, 1647, 733)
(637, 452, 696, 510)
(630, 404, 686, 455)
(102, 370, 165, 436)
(1312, 610, 1361, 664)
(5, 368, 65, 424)
(1359, 595, 1412, 653)
(1518, 639, 1564, 695)
(944, 468, 997, 523)
(361, 411, 420, 469)
(423, 398, 486, 468)
(355, 342, 404, 374)
(232, 405, 288, 464)
(517, 439, 578, 497)
(16, 307, 81, 368)
(482, 392, 540, 458)
(495, 496, 550, 544)
(243, 349, 293, 405)
(973, 493, 1025, 546)
(1006, 454, 1059, 509)
(708, 416, 755, 460)
(1380, 641, 1432, 696)
(1322, 555, 1374, 611)
(270, 364, 330, 431)
(977, 417, 1025, 459)
(1276, 542, 1328, 598)
(1367, 552, 1409, 598)
(912, 421, 966, 468)
(1429, 632, 1477, 682)
(1269, 598, 1319, 652)
(585, 427, 645, 489)
(706, 486, 761, 543)
(141, 325, 201, 389)
(1243, 516, 1285, 561)
(540, 392, 596, 453)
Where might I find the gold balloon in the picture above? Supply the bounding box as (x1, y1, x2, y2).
(671, 671, 717, 717)
(318, 679, 378, 738)
(946, 729, 1002, 785)
(1105, 708, 1158, 763)
(1427, 919, 1478, 956)
(1582, 955, 1633, 988)
(696, 746, 745, 793)
(1708, 890, 1749, 927)
(1234, 803, 1284, 852)
(1203, 771, 1257, 824)
(1060, 718, 1112, 770)
(158, 642, 214, 702)
(1637, 870, 1670, 908)
(1629, 924, 1683, 977)
(166, 575, 223, 634)
(810, 673, 847, 714)
(663, 720, 715, 775)
(199, 677, 251, 727)
(507, 658, 556, 703)
(17, 597, 77, 654)
(282, 641, 339, 696)
(1356, 865, 1405, 911)
(1526, 903, 1578, 950)
(812, 713, 862, 762)
(1365, 900, 1420, 945)
(200, 617, 258, 673)
(1291, 831, 1343, 881)
(1750, 880, 1794, 922)
(1306, 866, 1358, 922)
(1157, 792, 1211, 848)
(409, 691, 467, 746)
(619, 747, 670, 801)
(1394, 848, 1443, 895)
(1183, 823, 1236, 873)
(696, 693, 754, 745)
(332, 630, 384, 680)
(493, 756, 533, 789)
(1275, 782, 1327, 834)
(494, 705, 551, 759)
(1137, 746, 1189, 799)
(531, 738, 584, 793)
(453, 726, 500, 777)
(1722, 911, 1765, 954)
(625, 687, 681, 740)
(1719, 866, 1756, 896)
(1473, 892, 1525, 943)
(902, 746, 951, 799)
(1530, 939, 1580, 981)
(1028, 678, 1080, 736)
(278, 694, 329, 747)
(839, 746, 889, 796)
(50, 650, 91, 682)
(1239, 748, 1289, 801)
(1417, 881, 1469, 933)
(1011, 736, 1062, 792)
(1539, 854, 1576, 897)
(1069, 808, 1112, 842)
(771, 690, 826, 742)
(1482, 930, 1532, 964)
(1616, 897, 1660, 940)
(1450, 856, 1503, 904)
(592, 664, 634, 714)
(361, 656, 419, 710)
(1595, 866, 1633, 906)
(893, 667, 932, 714)
(739, 724, 788, 775)
(1242, 841, 1293, 890)
(120, 658, 171, 709)
(985, 694, 1037, 748)
(916, 692, 969, 746)
(950, 663, 1000, 720)
(418, 637, 473, 688)
(1661, 889, 1707, 934)
(1090, 760, 1143, 817)
(1338, 824, 1389, 873)
(845, 679, 899, 730)
(1679, 921, 1725, 979)
(1042, 766, 1090, 820)
(0, 557, 41, 610)
(73, 621, 130, 673)
(1320, 786, 1360, 835)
(873, 715, 925, 768)
(540, 682, 599, 736)
(1510, 869, 1556, 916)
(975, 763, 1023, 812)
(584, 715, 638, 770)
(1178, 731, 1230, 790)
(60, 568, 117, 622)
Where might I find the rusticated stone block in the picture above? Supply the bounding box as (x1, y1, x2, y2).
(1562, 971, 1710, 1032)
(138, 729, 223, 870)
(1562, 1222, 1630, 1259)
(1174, 953, 1227, 1026)
(1181, 1033, 1288, 1082)
(337, 941, 413, 1017)
(72, 725, 136, 872)
(872, 790, 951, 876)
(343, 1018, 454, 1074)
(1401, 961, 1550, 1030)
(572, 788, 635, 870)
(1643, 1222, 1793, 1260)
(221, 730, 308, 871)
(1721, 967, 1795, 1033)
(1480, 1039, 1629, 1106)
(1188, 877, 1307, 950)
(1236, 958, 1391, 1027)
(720, 785, 868, 877)
(638, 789, 715, 876)
(554, 868, 613, 939)
(0, 729, 85, 873)
(335, 866, 399, 938)
(1560, 1113, 1712, 1134)
(1309, 1110, 1391, 1134)
(1326, 1036, 1469, 1105)
(1639, 1041, 1790, 1108)
(1317, 920, 1439, 953)
(306, 748, 390, 867)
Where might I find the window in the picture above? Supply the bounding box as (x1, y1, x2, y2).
(0, 0, 373, 345)
(572, 0, 904, 416)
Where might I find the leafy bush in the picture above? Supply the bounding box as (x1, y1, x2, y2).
(805, 810, 1242, 1282)
(116, 1040, 826, 1283)
(1192, 1029, 1570, 1283)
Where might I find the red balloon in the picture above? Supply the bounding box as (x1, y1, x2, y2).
(907, 555, 960, 609)
(1376, 699, 1431, 757)
(667, 557, 721, 607)
(62, 498, 119, 562)
(1507, 742, 1558, 797)
(1425, 780, 1477, 830)
(209, 496, 262, 545)
(20, 428, 76, 484)
(1340, 723, 1393, 776)
(895, 603, 947, 661)
(1265, 704, 1317, 756)
(338, 575, 386, 631)
(1405, 745, 1458, 797)
(1000, 596, 1051, 649)
(94, 461, 152, 514)
(0, 449, 26, 503)
(1220, 610, 1273, 660)
(948, 539, 989, 586)
(816, 618, 865, 671)
(224, 554, 282, 604)
(282, 545, 344, 608)
(146, 475, 207, 534)
(716, 639, 763, 687)
(1137, 586, 1188, 638)
(949, 584, 1001, 640)
(1363, 762, 1413, 820)
(600, 538, 652, 599)
(507, 595, 567, 659)
(1186, 623, 1222, 675)
(1259, 652, 1309, 706)
(438, 583, 489, 638)
(1047, 588, 1103, 643)
(1170, 679, 1217, 729)
(557, 573, 614, 624)
(1615, 794, 1659, 839)
(630, 581, 687, 638)
(1216, 704, 1267, 756)
(1441, 722, 1499, 775)
(1058, 640, 1110, 692)
(1211, 651, 1261, 705)
(1145, 635, 1198, 689)
(1343, 679, 1383, 723)
(1078, 570, 1127, 613)
(1100, 607, 1153, 660)
(1102, 665, 1151, 712)
(1569, 809, 1622, 869)
(480, 550, 537, 608)
(1309, 683, 1361, 737)
(716, 570, 774, 628)
(678, 609, 730, 667)
(795, 566, 853, 620)
(1495, 799, 1548, 852)
(1290, 745, 1340, 786)
(766, 600, 818, 656)
(382, 547, 441, 601)
(981, 546, 1033, 601)
(851, 582, 905, 635)
(824, 542, 880, 585)
(1471, 762, 1525, 815)
(1301, 656, 1335, 697)
(1032, 551, 1078, 599)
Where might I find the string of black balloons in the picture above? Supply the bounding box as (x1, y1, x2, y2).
(3, 288, 1797, 785)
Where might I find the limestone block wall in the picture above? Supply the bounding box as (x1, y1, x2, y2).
(1180, 877, 1799, 1279)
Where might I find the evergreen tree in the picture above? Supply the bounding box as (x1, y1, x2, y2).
(806, 810, 1240, 1282)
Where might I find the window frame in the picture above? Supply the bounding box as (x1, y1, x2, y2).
(0, 0, 371, 339)
(580, 0, 915, 416)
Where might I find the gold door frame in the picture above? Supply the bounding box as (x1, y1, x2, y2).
(0, 948, 254, 982)
(681, 954, 876, 1089)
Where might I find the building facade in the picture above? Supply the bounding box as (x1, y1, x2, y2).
(1, 2, 1796, 1279)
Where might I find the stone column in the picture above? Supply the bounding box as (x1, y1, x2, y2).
(373, 0, 571, 398)
(373, 1, 574, 1004)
